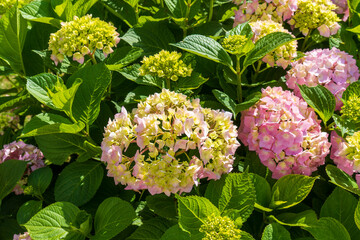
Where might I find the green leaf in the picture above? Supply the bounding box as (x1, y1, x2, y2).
(172, 34, 233, 67)
(160, 224, 190, 240)
(269, 210, 318, 227)
(325, 164, 360, 196)
(320, 187, 360, 240)
(28, 167, 53, 196)
(127, 218, 174, 240)
(55, 160, 104, 206)
(72, 0, 98, 18)
(250, 173, 271, 209)
(212, 89, 237, 117)
(226, 22, 253, 39)
(146, 194, 177, 219)
(20, 0, 61, 28)
(119, 64, 164, 88)
(92, 197, 136, 240)
(243, 32, 295, 68)
(0, 160, 27, 200)
(17, 200, 43, 225)
(67, 63, 111, 126)
(343, 81, 360, 102)
(355, 200, 360, 230)
(26, 73, 59, 109)
(24, 202, 87, 240)
(235, 92, 261, 113)
(174, 72, 208, 90)
(298, 84, 336, 124)
(100, 0, 137, 27)
(122, 22, 175, 55)
(164, 0, 187, 18)
(177, 195, 220, 239)
(270, 175, 317, 209)
(51, 0, 72, 21)
(302, 217, 351, 240)
(0, 94, 32, 112)
(261, 223, 291, 240)
(333, 114, 360, 138)
(0, 6, 27, 74)
(21, 113, 85, 138)
(106, 46, 144, 71)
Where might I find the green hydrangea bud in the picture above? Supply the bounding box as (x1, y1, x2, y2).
(222, 35, 249, 55)
(48, 15, 120, 65)
(345, 132, 360, 169)
(341, 94, 360, 123)
(138, 50, 193, 81)
(0, 0, 32, 15)
(199, 213, 242, 240)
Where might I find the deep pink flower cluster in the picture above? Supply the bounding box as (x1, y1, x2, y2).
(101, 89, 240, 196)
(331, 0, 349, 21)
(238, 87, 331, 179)
(286, 48, 360, 110)
(0, 141, 45, 194)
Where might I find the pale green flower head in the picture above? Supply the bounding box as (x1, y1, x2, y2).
(199, 213, 242, 240)
(345, 132, 360, 168)
(0, 0, 32, 15)
(48, 15, 120, 65)
(222, 35, 249, 55)
(341, 94, 360, 123)
(139, 50, 193, 81)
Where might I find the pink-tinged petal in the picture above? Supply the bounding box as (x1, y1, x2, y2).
(258, 149, 275, 162)
(174, 139, 188, 152)
(258, 133, 275, 149)
(317, 24, 331, 38)
(276, 131, 296, 146)
(184, 118, 194, 137)
(285, 143, 302, 155)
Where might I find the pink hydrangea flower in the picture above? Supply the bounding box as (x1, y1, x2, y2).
(332, 0, 349, 21)
(13, 232, 31, 240)
(238, 86, 331, 179)
(101, 89, 240, 196)
(0, 141, 45, 195)
(286, 48, 360, 110)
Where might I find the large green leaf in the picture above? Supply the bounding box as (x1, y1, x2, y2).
(20, 0, 61, 27)
(0, 160, 27, 200)
(72, 0, 98, 18)
(92, 197, 136, 240)
(55, 160, 103, 206)
(261, 223, 291, 240)
(172, 34, 233, 67)
(270, 175, 317, 209)
(320, 187, 360, 240)
(67, 63, 111, 127)
(119, 64, 164, 88)
(270, 210, 318, 227)
(160, 224, 190, 240)
(51, 0, 72, 21)
(302, 217, 351, 240)
(28, 167, 53, 196)
(100, 0, 137, 27)
(355, 200, 360, 230)
(177, 195, 220, 239)
(250, 173, 271, 209)
(106, 46, 144, 71)
(226, 22, 253, 39)
(24, 202, 89, 240)
(21, 113, 85, 138)
(243, 32, 295, 68)
(146, 194, 177, 219)
(26, 73, 59, 109)
(127, 218, 173, 240)
(298, 84, 336, 124)
(174, 72, 208, 90)
(325, 164, 360, 196)
(16, 200, 43, 225)
(0, 6, 27, 74)
(212, 89, 237, 117)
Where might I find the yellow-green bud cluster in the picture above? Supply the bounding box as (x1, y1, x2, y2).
(341, 94, 360, 123)
(139, 50, 193, 81)
(48, 15, 120, 65)
(345, 132, 360, 169)
(222, 35, 248, 55)
(288, 0, 340, 36)
(199, 213, 242, 240)
(0, 0, 32, 15)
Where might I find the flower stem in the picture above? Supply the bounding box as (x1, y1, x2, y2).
(208, 0, 214, 22)
(90, 54, 97, 65)
(236, 56, 243, 103)
(183, 0, 192, 38)
(166, 78, 171, 90)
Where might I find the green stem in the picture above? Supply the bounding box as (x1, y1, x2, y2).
(183, 0, 192, 38)
(301, 31, 312, 51)
(166, 78, 171, 90)
(252, 61, 262, 82)
(90, 54, 97, 65)
(208, 0, 214, 22)
(236, 55, 242, 103)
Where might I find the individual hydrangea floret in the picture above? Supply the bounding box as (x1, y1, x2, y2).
(331, 0, 349, 21)
(48, 15, 120, 65)
(0, 0, 32, 15)
(238, 86, 331, 179)
(13, 232, 31, 240)
(199, 213, 242, 240)
(250, 20, 297, 69)
(222, 35, 249, 55)
(0, 141, 45, 194)
(288, 0, 340, 37)
(101, 89, 240, 196)
(139, 50, 193, 82)
(331, 131, 360, 186)
(286, 48, 360, 110)
(234, 0, 297, 26)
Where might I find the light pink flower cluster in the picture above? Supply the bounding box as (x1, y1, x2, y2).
(238, 87, 331, 179)
(332, 0, 349, 20)
(13, 232, 31, 240)
(234, 0, 298, 26)
(0, 141, 45, 194)
(101, 89, 240, 196)
(330, 131, 360, 186)
(286, 48, 360, 110)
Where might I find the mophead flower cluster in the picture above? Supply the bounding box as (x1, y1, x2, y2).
(331, 131, 360, 186)
(0, 141, 45, 194)
(250, 20, 297, 69)
(101, 89, 240, 196)
(238, 87, 331, 179)
(139, 50, 193, 81)
(286, 48, 360, 110)
(48, 15, 120, 65)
